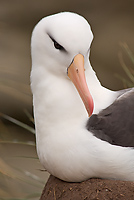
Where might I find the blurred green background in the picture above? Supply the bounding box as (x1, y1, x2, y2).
(0, 0, 134, 199)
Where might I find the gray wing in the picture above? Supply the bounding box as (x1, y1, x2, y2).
(86, 88, 134, 147)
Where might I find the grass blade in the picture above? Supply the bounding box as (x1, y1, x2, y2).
(0, 113, 35, 134)
(118, 52, 134, 83)
(0, 140, 35, 146)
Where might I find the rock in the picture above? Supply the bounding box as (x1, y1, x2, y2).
(40, 175, 134, 200)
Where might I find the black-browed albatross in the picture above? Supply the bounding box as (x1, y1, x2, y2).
(31, 12, 134, 182)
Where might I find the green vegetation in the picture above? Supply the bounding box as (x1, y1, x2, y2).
(0, 112, 48, 199)
(117, 43, 134, 88)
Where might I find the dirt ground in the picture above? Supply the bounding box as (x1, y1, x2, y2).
(40, 175, 134, 200)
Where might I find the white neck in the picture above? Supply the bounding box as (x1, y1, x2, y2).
(31, 61, 118, 145)
(31, 63, 134, 182)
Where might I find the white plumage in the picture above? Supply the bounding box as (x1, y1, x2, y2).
(31, 12, 134, 182)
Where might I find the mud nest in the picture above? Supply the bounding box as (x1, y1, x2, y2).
(40, 175, 134, 200)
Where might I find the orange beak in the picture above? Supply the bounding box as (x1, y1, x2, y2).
(67, 54, 94, 117)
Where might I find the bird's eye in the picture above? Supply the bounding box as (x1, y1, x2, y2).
(54, 41, 61, 49)
(53, 40, 64, 50)
(48, 34, 65, 51)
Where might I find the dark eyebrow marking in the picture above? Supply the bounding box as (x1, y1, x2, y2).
(47, 33, 67, 52)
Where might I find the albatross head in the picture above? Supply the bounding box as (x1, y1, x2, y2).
(31, 12, 94, 116)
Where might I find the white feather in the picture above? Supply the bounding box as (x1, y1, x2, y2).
(31, 12, 134, 182)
